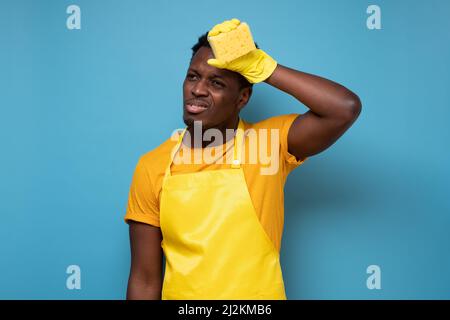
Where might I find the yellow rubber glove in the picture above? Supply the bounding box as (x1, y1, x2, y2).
(208, 18, 241, 36)
(207, 19, 278, 84)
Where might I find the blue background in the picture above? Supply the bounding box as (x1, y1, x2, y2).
(1, 0, 449, 299)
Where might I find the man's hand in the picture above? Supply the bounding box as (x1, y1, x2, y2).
(207, 19, 278, 84)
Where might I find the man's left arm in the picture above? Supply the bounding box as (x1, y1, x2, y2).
(264, 64, 362, 161)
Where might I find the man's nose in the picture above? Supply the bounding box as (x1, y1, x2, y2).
(191, 79, 209, 97)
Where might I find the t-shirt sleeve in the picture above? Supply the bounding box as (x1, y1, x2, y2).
(123, 157, 160, 227)
(279, 113, 308, 173)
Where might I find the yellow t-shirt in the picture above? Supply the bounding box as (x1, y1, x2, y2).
(124, 113, 308, 252)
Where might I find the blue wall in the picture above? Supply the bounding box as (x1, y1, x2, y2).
(1, 0, 449, 299)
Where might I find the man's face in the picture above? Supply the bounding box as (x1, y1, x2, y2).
(183, 46, 250, 130)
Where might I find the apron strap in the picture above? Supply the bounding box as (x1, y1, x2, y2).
(164, 118, 245, 178)
(231, 118, 245, 169)
(164, 128, 186, 179)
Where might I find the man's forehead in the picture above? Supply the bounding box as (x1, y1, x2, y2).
(188, 64, 229, 78)
(189, 47, 229, 75)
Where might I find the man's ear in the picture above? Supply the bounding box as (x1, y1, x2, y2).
(237, 86, 252, 111)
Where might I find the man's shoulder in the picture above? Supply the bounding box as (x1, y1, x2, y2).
(243, 113, 301, 131)
(138, 131, 180, 172)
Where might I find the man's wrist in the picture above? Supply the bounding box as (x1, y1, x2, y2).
(241, 49, 278, 84)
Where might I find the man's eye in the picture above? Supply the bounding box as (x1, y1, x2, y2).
(186, 74, 197, 80)
(212, 80, 224, 87)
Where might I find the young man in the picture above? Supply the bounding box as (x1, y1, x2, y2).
(124, 19, 361, 300)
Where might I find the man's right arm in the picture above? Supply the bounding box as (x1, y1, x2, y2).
(126, 221, 163, 300)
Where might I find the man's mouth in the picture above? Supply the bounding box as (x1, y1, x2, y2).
(184, 101, 210, 114)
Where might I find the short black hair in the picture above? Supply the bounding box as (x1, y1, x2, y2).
(191, 31, 258, 89)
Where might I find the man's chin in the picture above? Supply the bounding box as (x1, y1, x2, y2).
(183, 114, 197, 128)
(183, 116, 193, 127)
(183, 114, 209, 129)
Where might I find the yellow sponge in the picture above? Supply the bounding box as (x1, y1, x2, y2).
(207, 21, 256, 63)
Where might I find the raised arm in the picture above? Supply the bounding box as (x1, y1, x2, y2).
(126, 221, 163, 300)
(204, 19, 362, 161)
(265, 64, 362, 161)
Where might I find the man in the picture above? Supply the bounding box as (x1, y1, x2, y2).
(124, 19, 361, 300)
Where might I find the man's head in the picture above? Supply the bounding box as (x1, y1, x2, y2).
(183, 32, 257, 130)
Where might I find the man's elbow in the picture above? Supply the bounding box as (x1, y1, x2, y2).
(126, 274, 162, 300)
(342, 94, 362, 122)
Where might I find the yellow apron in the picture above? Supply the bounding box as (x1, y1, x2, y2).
(160, 118, 287, 300)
